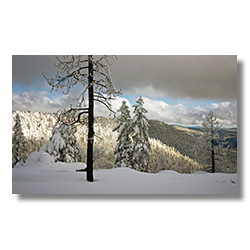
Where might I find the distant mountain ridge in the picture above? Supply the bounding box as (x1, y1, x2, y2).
(177, 125, 237, 150)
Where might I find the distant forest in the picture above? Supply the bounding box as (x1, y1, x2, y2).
(148, 120, 237, 173)
(185, 126, 237, 149)
(12, 111, 237, 173)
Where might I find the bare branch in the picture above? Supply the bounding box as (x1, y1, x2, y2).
(43, 55, 122, 112)
(55, 107, 89, 127)
(94, 98, 115, 115)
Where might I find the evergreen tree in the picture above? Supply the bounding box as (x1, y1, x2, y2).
(40, 123, 79, 163)
(131, 96, 151, 172)
(12, 114, 28, 167)
(112, 100, 133, 168)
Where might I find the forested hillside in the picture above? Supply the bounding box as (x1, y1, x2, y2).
(148, 120, 237, 173)
(148, 120, 198, 160)
(183, 126, 237, 150)
(12, 111, 236, 173)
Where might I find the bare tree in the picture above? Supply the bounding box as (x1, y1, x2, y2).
(43, 55, 122, 181)
(196, 111, 229, 173)
(204, 111, 220, 173)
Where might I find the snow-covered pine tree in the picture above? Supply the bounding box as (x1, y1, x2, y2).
(12, 113, 28, 167)
(112, 100, 133, 168)
(131, 96, 151, 172)
(40, 123, 79, 163)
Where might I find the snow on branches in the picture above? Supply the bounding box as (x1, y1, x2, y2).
(113, 100, 133, 168)
(43, 55, 122, 181)
(113, 96, 151, 172)
(42, 55, 122, 111)
(40, 123, 79, 163)
(12, 114, 28, 167)
(55, 107, 89, 127)
(131, 96, 151, 172)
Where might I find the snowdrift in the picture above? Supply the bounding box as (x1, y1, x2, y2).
(12, 153, 237, 194)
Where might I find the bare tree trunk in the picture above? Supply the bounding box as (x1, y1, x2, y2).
(211, 139, 215, 173)
(43, 55, 121, 179)
(87, 55, 94, 182)
(211, 126, 215, 173)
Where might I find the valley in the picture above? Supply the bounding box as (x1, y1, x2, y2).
(12, 111, 237, 173)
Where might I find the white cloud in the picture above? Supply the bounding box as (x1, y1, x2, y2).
(209, 101, 237, 126)
(12, 91, 74, 113)
(142, 97, 237, 127)
(12, 91, 132, 118)
(12, 91, 237, 127)
(94, 97, 132, 117)
(211, 103, 219, 108)
(142, 97, 205, 125)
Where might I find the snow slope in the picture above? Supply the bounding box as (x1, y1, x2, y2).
(12, 153, 237, 194)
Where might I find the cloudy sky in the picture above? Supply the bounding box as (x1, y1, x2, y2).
(12, 55, 237, 127)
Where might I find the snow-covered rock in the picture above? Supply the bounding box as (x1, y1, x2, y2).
(23, 151, 55, 167)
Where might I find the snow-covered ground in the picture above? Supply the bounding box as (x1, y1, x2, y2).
(12, 152, 237, 194)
